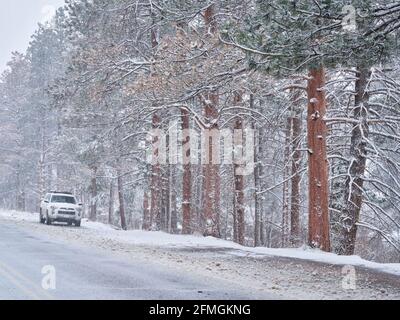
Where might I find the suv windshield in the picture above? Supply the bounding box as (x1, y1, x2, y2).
(51, 195, 76, 204)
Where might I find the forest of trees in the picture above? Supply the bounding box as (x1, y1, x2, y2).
(0, 0, 399, 263)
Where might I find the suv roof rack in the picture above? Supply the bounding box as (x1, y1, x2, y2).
(50, 191, 73, 195)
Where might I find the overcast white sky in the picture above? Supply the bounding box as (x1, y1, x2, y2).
(0, 0, 65, 72)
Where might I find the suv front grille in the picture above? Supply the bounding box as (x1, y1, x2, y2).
(58, 210, 75, 215)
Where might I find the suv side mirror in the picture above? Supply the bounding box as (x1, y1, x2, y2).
(44, 200, 49, 203)
(78, 203, 83, 206)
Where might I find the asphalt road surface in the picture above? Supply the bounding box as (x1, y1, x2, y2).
(0, 220, 278, 300)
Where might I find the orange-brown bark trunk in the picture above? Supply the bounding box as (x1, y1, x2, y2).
(307, 65, 331, 252)
(201, 4, 221, 238)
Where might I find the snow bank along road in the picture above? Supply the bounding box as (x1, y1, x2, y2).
(0, 212, 399, 300)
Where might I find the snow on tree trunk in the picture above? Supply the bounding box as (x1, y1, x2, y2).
(181, 108, 192, 234)
(307, 65, 331, 252)
(339, 67, 370, 256)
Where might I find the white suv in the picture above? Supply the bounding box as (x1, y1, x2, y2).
(40, 192, 83, 227)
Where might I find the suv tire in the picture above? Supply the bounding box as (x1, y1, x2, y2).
(46, 212, 52, 226)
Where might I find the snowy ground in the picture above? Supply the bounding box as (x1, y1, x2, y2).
(1, 210, 400, 300)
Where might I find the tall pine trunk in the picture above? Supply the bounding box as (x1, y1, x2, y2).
(290, 89, 303, 246)
(150, 113, 162, 230)
(169, 165, 178, 234)
(201, 4, 221, 238)
(339, 67, 370, 255)
(253, 135, 261, 246)
(254, 107, 265, 246)
(38, 130, 46, 209)
(142, 191, 150, 230)
(90, 166, 97, 221)
(234, 124, 245, 245)
(161, 166, 170, 232)
(182, 108, 192, 234)
(108, 180, 114, 225)
(233, 93, 245, 245)
(149, 17, 162, 230)
(307, 65, 330, 252)
(202, 94, 221, 237)
(282, 111, 292, 247)
(15, 164, 25, 211)
(117, 165, 127, 231)
(160, 130, 170, 232)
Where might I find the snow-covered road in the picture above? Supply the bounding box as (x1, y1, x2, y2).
(0, 219, 281, 300)
(0, 211, 399, 300)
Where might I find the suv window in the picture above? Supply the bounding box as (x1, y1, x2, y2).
(50, 195, 76, 204)
(45, 194, 51, 202)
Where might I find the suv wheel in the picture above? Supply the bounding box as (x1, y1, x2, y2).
(40, 209, 45, 224)
(75, 221, 81, 227)
(46, 212, 52, 226)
